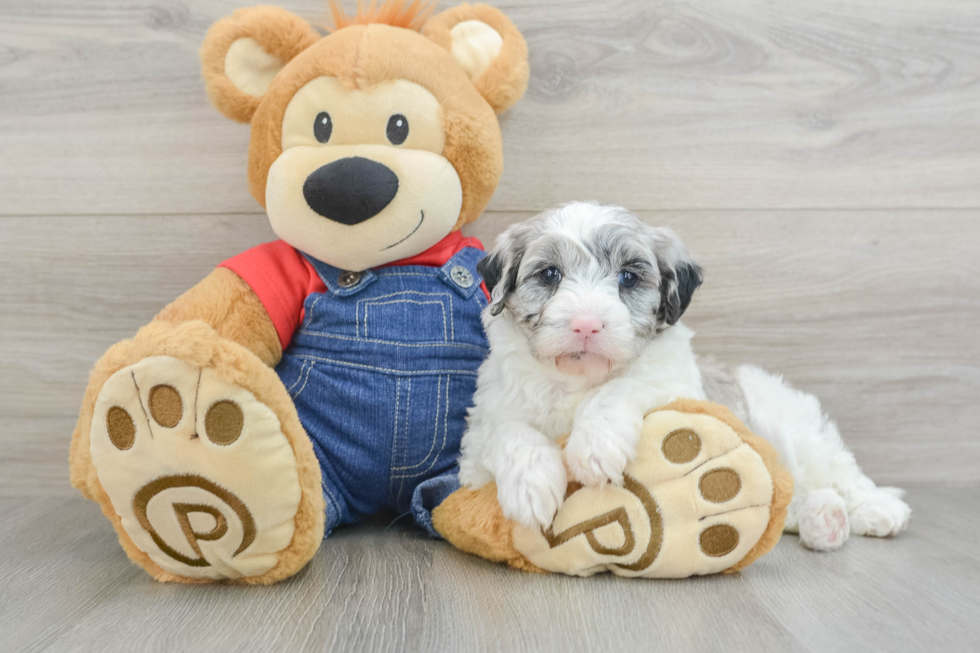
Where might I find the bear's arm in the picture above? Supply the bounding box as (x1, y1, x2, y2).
(155, 267, 282, 367)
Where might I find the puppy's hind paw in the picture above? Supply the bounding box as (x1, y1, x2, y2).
(797, 489, 850, 551)
(849, 488, 910, 538)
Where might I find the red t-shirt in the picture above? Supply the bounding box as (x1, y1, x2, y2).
(220, 231, 487, 351)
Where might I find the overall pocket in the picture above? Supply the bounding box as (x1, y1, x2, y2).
(357, 290, 457, 343)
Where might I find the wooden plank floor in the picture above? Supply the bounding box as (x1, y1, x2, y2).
(2, 0, 979, 651)
(2, 486, 979, 652)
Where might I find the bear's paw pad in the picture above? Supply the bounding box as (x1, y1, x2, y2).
(512, 409, 776, 578)
(90, 356, 303, 580)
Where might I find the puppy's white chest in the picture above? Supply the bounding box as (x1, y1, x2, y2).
(534, 386, 589, 440)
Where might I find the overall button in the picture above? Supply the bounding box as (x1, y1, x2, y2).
(337, 271, 362, 288)
(450, 265, 474, 289)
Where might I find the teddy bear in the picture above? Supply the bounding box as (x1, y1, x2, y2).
(69, 1, 792, 584)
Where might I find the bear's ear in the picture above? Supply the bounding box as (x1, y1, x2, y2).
(201, 6, 320, 123)
(423, 4, 530, 114)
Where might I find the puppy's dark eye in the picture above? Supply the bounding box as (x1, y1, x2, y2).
(386, 114, 409, 145)
(539, 267, 562, 285)
(314, 112, 332, 143)
(618, 270, 639, 289)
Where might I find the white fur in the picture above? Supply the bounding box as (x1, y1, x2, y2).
(736, 365, 911, 549)
(459, 319, 704, 527)
(460, 203, 911, 551)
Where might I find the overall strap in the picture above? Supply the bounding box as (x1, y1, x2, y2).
(302, 254, 380, 297)
(436, 247, 487, 300)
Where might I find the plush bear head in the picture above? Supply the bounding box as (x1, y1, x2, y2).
(201, 1, 529, 271)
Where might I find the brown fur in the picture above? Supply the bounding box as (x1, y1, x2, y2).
(200, 6, 320, 123)
(432, 483, 544, 573)
(155, 267, 282, 367)
(243, 23, 503, 229)
(202, 4, 527, 228)
(433, 399, 793, 576)
(69, 320, 326, 585)
(422, 3, 530, 114)
(73, 2, 530, 585)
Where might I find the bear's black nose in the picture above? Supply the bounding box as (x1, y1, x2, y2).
(302, 157, 399, 225)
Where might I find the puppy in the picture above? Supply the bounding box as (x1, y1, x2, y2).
(460, 202, 911, 551)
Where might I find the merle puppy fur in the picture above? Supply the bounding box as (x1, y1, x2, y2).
(459, 201, 910, 552)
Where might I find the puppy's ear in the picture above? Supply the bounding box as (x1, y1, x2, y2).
(423, 4, 529, 114)
(478, 223, 530, 316)
(201, 7, 320, 123)
(649, 227, 703, 326)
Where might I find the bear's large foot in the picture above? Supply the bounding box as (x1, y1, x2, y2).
(435, 400, 793, 578)
(71, 321, 325, 584)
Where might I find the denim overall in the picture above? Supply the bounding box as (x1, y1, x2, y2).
(274, 247, 489, 537)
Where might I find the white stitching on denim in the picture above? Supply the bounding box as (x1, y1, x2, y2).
(356, 291, 452, 340)
(291, 361, 315, 398)
(389, 377, 401, 493)
(285, 360, 308, 394)
(427, 373, 451, 477)
(392, 376, 452, 478)
(391, 375, 441, 474)
(364, 299, 448, 341)
(295, 330, 487, 352)
(377, 272, 441, 278)
(321, 477, 342, 530)
(378, 267, 479, 304)
(445, 293, 455, 340)
(357, 290, 451, 302)
(392, 375, 452, 479)
(404, 377, 412, 448)
(307, 294, 324, 322)
(393, 377, 414, 505)
(440, 374, 450, 471)
(292, 355, 479, 376)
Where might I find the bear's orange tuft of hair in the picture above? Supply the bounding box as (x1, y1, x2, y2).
(327, 0, 438, 32)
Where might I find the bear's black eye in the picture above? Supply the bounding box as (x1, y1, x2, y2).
(539, 267, 562, 286)
(314, 112, 332, 143)
(618, 270, 639, 289)
(386, 114, 409, 145)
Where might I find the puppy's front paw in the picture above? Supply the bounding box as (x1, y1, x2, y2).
(565, 410, 641, 487)
(496, 446, 567, 530)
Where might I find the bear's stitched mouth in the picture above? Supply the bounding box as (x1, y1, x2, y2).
(381, 210, 424, 251)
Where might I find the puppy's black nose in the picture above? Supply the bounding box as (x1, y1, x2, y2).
(302, 157, 399, 225)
